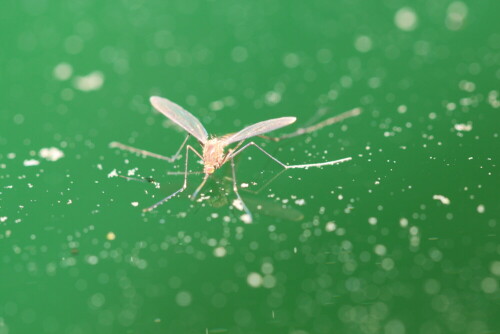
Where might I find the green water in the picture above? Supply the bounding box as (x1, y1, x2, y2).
(1, 1, 499, 333)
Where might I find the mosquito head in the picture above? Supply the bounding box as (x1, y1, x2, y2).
(204, 165, 216, 174)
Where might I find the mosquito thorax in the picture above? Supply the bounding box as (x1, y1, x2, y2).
(202, 138, 226, 173)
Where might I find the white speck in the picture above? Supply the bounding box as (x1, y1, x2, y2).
(53, 62, 73, 81)
(23, 159, 40, 167)
(39, 147, 64, 161)
(175, 291, 192, 307)
(295, 199, 306, 206)
(247, 272, 263, 288)
(241, 183, 249, 188)
(231, 46, 248, 63)
(283, 53, 300, 68)
(213, 247, 227, 257)
(399, 218, 408, 227)
(368, 217, 378, 225)
(395, 7, 418, 31)
(0, 217, 7, 222)
(74, 71, 104, 91)
(446, 1, 468, 31)
(232, 199, 244, 211)
(86, 255, 99, 265)
(325, 221, 336, 232)
(240, 214, 252, 224)
(7, 153, 16, 159)
(209, 100, 224, 111)
(354, 35, 373, 53)
(97, 164, 103, 170)
(374, 244, 387, 256)
(265, 91, 282, 105)
(107, 169, 118, 178)
(127, 168, 138, 176)
(131, 202, 139, 207)
(67, 199, 72, 205)
(433, 195, 451, 205)
(454, 123, 472, 132)
(477, 204, 485, 213)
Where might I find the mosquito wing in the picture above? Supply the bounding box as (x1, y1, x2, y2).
(223, 117, 296, 145)
(150, 96, 209, 143)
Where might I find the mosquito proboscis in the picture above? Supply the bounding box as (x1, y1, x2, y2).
(110, 95, 360, 222)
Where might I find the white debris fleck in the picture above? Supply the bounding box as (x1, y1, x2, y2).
(247, 272, 263, 288)
(0, 217, 7, 223)
(295, 199, 306, 206)
(232, 199, 244, 211)
(240, 214, 252, 224)
(325, 221, 336, 232)
(213, 246, 227, 257)
(7, 153, 16, 159)
(127, 168, 138, 176)
(477, 204, 485, 213)
(454, 123, 472, 132)
(241, 183, 249, 188)
(24, 159, 40, 167)
(39, 147, 64, 161)
(433, 195, 451, 205)
(131, 202, 139, 207)
(97, 164, 103, 170)
(395, 7, 418, 31)
(53, 62, 73, 81)
(107, 169, 118, 178)
(368, 217, 378, 225)
(74, 71, 104, 91)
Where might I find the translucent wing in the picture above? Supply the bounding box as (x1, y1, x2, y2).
(223, 117, 296, 145)
(150, 96, 209, 143)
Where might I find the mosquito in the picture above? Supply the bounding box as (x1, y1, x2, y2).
(110, 95, 360, 221)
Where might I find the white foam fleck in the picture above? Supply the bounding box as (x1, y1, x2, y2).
(24, 159, 40, 167)
(395, 7, 418, 31)
(433, 195, 450, 205)
(240, 214, 252, 224)
(454, 123, 472, 132)
(247, 272, 263, 288)
(74, 71, 104, 91)
(53, 63, 73, 81)
(107, 169, 118, 178)
(232, 199, 244, 211)
(213, 247, 227, 257)
(295, 199, 306, 206)
(39, 147, 64, 161)
(131, 202, 139, 207)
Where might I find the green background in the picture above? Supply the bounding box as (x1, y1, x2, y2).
(1, 0, 499, 333)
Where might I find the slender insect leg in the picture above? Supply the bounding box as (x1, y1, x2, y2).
(230, 158, 253, 222)
(117, 175, 158, 186)
(260, 107, 361, 141)
(190, 173, 209, 201)
(110, 135, 190, 162)
(230, 142, 352, 169)
(167, 171, 204, 176)
(142, 145, 201, 212)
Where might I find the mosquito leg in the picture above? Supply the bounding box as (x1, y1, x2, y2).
(142, 145, 201, 212)
(117, 174, 158, 185)
(230, 158, 253, 222)
(110, 135, 190, 162)
(242, 168, 287, 195)
(259, 107, 361, 141)
(230, 142, 352, 169)
(190, 173, 209, 201)
(167, 171, 204, 176)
